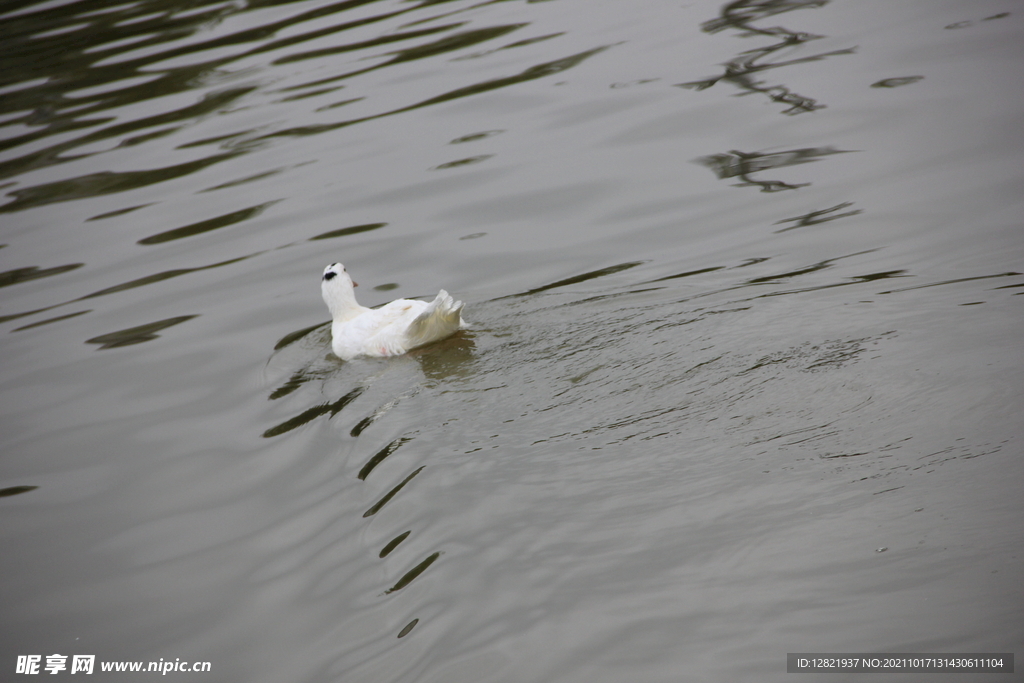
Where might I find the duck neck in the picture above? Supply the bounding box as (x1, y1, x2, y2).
(323, 285, 366, 322)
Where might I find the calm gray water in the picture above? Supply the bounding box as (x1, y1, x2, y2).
(2, 0, 1022, 681)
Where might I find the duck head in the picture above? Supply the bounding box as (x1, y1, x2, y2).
(321, 263, 362, 320)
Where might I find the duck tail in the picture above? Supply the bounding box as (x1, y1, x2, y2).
(404, 290, 465, 349)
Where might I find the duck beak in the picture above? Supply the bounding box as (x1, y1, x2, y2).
(353, 281, 359, 287)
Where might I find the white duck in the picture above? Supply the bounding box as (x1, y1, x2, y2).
(321, 263, 465, 360)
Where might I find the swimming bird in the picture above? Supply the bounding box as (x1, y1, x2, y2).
(321, 263, 465, 360)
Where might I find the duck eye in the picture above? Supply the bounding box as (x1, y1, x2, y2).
(323, 271, 337, 281)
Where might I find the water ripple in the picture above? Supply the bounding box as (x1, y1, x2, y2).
(679, 0, 856, 114)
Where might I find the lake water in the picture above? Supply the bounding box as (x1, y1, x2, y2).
(2, 0, 1022, 681)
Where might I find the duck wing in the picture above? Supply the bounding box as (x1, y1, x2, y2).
(402, 290, 464, 350)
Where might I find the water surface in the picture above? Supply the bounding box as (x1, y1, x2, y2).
(2, 0, 1022, 681)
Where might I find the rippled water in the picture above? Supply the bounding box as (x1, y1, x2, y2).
(2, 0, 1022, 681)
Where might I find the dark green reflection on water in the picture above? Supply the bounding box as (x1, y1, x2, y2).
(0, 254, 256, 324)
(0, 152, 238, 214)
(261, 386, 364, 437)
(260, 45, 611, 139)
(0, 263, 83, 288)
(1, 0, 603, 222)
(503, 260, 646, 298)
(383, 551, 440, 594)
(363, 466, 424, 517)
(85, 314, 198, 349)
(0, 485, 39, 497)
(379, 530, 412, 559)
(358, 436, 413, 481)
(137, 200, 282, 245)
(309, 222, 387, 241)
